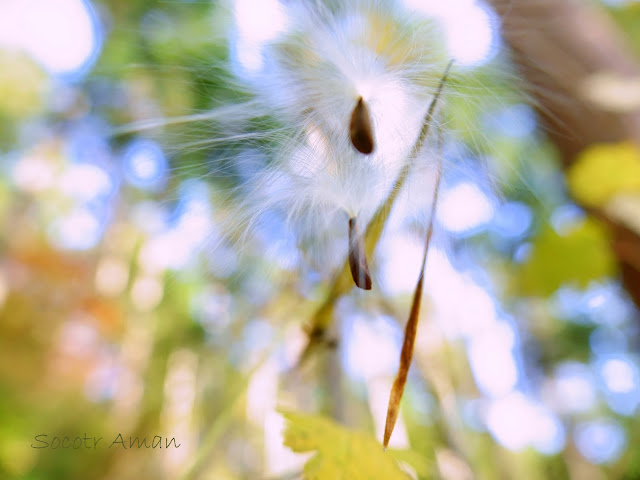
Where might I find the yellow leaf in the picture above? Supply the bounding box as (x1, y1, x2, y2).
(281, 411, 428, 480)
(568, 142, 640, 206)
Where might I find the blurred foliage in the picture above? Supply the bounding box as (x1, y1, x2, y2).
(608, 2, 640, 59)
(519, 219, 616, 296)
(0, 51, 48, 118)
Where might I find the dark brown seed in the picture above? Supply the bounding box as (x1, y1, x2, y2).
(349, 97, 375, 155)
(348, 217, 372, 290)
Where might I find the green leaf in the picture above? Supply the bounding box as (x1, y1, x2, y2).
(281, 411, 426, 480)
(518, 219, 616, 297)
(567, 142, 640, 206)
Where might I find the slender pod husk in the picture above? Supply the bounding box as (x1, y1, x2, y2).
(383, 117, 446, 450)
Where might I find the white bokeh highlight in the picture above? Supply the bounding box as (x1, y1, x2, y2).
(0, 0, 101, 77)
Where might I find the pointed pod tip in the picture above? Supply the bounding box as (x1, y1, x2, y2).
(348, 217, 372, 290)
(350, 266, 372, 290)
(383, 427, 392, 452)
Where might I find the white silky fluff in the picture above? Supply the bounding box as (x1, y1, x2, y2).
(228, 0, 451, 272)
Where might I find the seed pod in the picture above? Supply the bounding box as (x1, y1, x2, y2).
(383, 108, 447, 450)
(348, 217, 372, 290)
(349, 97, 375, 154)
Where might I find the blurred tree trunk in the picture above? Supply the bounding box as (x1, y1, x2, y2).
(488, 0, 640, 309)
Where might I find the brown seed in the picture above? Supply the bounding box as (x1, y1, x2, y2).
(348, 217, 372, 290)
(349, 97, 375, 154)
